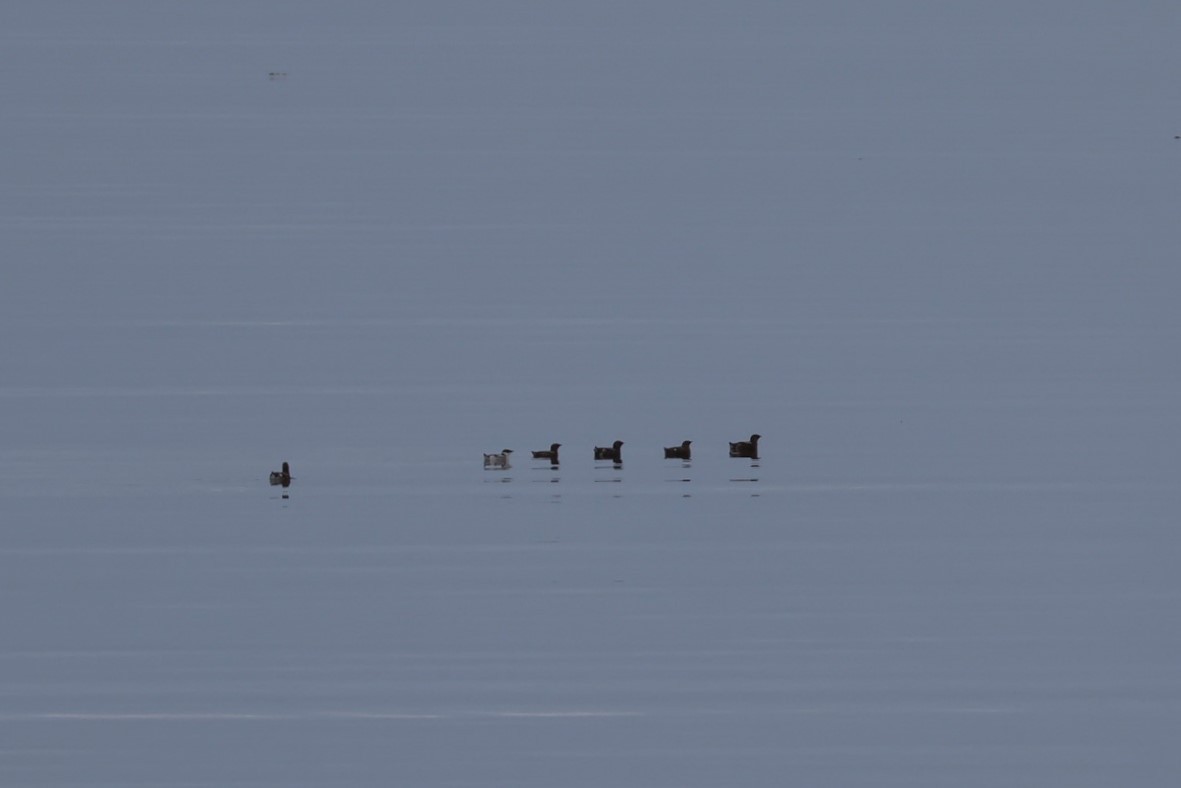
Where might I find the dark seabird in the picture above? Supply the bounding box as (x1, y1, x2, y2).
(593, 440, 624, 463)
(728, 434, 761, 458)
(663, 440, 692, 460)
(531, 443, 561, 463)
(269, 461, 292, 487)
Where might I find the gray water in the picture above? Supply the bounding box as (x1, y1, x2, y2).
(2, 2, 1179, 785)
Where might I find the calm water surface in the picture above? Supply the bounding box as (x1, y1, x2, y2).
(2, 2, 1179, 785)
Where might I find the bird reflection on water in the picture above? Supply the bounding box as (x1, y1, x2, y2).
(730, 458, 761, 496)
(663, 457, 693, 497)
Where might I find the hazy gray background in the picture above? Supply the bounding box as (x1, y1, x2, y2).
(2, 2, 1178, 785)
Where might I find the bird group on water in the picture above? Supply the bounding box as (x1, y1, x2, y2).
(269, 434, 759, 488)
(484, 434, 760, 469)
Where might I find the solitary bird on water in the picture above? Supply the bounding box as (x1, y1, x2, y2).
(269, 461, 292, 487)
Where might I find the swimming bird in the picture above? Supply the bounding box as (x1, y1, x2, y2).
(594, 440, 624, 463)
(269, 461, 291, 487)
(483, 449, 513, 469)
(531, 443, 561, 463)
(729, 434, 761, 458)
(664, 440, 692, 460)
